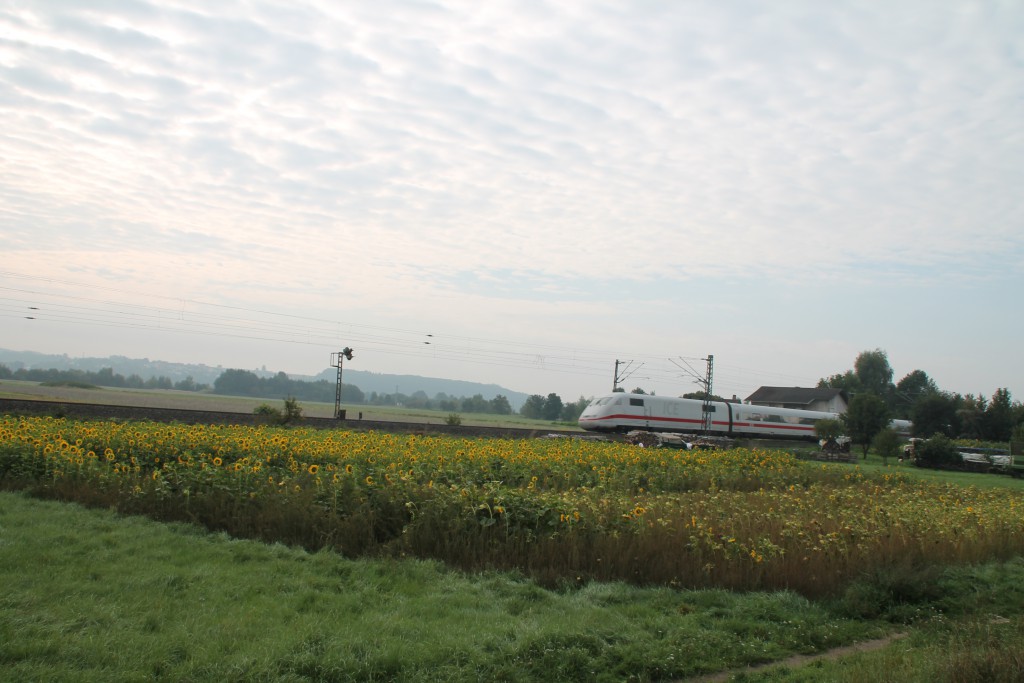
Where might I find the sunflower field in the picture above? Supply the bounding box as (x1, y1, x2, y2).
(3, 415, 1023, 596)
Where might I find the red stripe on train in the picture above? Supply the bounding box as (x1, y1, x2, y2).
(580, 414, 815, 433)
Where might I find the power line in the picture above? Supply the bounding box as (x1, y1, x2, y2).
(0, 272, 821, 397)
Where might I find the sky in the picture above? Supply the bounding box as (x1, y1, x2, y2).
(1, 1, 1022, 404)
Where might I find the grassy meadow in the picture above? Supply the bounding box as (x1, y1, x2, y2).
(4, 413, 1024, 680)
(6, 491, 1024, 682)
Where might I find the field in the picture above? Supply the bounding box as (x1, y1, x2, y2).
(7, 490, 1024, 683)
(0, 379, 571, 429)
(4, 412, 1024, 680)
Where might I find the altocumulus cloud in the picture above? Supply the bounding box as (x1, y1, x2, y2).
(0, 0, 1022, 400)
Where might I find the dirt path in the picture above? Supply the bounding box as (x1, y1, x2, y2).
(681, 631, 908, 682)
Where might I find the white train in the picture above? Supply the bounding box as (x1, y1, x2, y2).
(578, 393, 911, 440)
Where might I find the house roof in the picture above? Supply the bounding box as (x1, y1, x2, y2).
(744, 386, 848, 406)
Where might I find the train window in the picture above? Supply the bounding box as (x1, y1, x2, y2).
(629, 398, 644, 407)
(746, 413, 763, 421)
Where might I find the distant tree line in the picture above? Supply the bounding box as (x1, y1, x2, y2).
(0, 363, 574, 419)
(210, 369, 518, 414)
(0, 364, 208, 392)
(817, 349, 1024, 447)
(363, 389, 514, 415)
(212, 369, 350, 403)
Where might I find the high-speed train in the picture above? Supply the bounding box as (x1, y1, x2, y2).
(578, 393, 911, 440)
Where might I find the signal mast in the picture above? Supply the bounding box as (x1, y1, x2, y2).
(330, 347, 354, 419)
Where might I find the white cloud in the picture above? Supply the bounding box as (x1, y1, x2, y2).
(0, 0, 1021, 399)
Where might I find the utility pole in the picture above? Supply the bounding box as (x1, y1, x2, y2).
(669, 354, 715, 434)
(612, 359, 643, 392)
(700, 355, 714, 434)
(330, 347, 354, 419)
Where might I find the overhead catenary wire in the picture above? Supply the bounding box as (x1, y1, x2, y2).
(0, 272, 825, 397)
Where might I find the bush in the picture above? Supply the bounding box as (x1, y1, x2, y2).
(282, 396, 303, 424)
(915, 434, 961, 468)
(253, 398, 303, 425)
(872, 428, 902, 464)
(253, 403, 283, 424)
(445, 413, 463, 426)
(837, 564, 945, 622)
(814, 418, 844, 443)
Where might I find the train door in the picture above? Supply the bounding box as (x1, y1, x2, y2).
(629, 396, 650, 429)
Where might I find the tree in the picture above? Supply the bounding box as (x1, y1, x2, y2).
(814, 418, 844, 444)
(96, 367, 125, 387)
(489, 395, 512, 415)
(683, 391, 727, 401)
(983, 388, 1014, 442)
(460, 394, 489, 414)
(144, 376, 173, 390)
(267, 371, 291, 397)
(520, 394, 546, 420)
(894, 369, 939, 419)
(407, 390, 430, 409)
(174, 375, 199, 392)
(818, 370, 860, 394)
(560, 396, 591, 423)
(854, 349, 894, 397)
(214, 369, 262, 396)
(542, 393, 564, 421)
(844, 393, 891, 458)
(872, 427, 901, 465)
(958, 394, 987, 439)
(911, 392, 959, 438)
(819, 349, 897, 408)
(341, 384, 364, 403)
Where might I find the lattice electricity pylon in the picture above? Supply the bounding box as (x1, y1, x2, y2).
(330, 347, 354, 419)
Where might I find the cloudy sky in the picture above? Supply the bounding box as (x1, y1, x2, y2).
(1, 0, 1021, 403)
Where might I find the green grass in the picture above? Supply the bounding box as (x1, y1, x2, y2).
(0, 491, 892, 682)
(837, 450, 1024, 491)
(7, 492, 1024, 682)
(736, 617, 1024, 682)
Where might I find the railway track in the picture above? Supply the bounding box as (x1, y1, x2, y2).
(0, 398, 811, 450)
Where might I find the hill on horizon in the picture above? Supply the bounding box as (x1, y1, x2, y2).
(0, 349, 531, 408)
